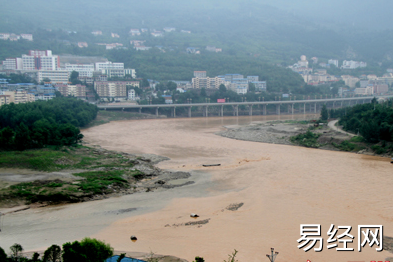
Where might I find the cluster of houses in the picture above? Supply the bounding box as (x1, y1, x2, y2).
(0, 33, 33, 41)
(289, 55, 390, 96)
(1, 50, 136, 84)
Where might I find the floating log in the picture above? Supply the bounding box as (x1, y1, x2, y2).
(202, 164, 221, 167)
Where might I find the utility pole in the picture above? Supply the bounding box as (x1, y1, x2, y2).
(266, 247, 279, 262)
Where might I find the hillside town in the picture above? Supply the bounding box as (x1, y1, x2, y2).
(0, 50, 392, 106)
(289, 55, 391, 96)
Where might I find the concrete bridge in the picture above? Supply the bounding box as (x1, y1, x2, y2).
(98, 95, 393, 118)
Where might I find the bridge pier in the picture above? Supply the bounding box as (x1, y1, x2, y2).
(304, 103, 306, 114)
(249, 105, 253, 116)
(233, 105, 238, 116)
(156, 107, 159, 116)
(139, 107, 142, 114)
(276, 104, 280, 115)
(221, 105, 224, 117)
(204, 106, 208, 117)
(341, 101, 343, 108)
(314, 103, 317, 114)
(263, 104, 267, 115)
(188, 107, 192, 118)
(291, 104, 294, 115)
(173, 107, 176, 118)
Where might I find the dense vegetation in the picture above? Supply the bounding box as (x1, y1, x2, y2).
(337, 99, 393, 143)
(0, 238, 113, 262)
(0, 97, 98, 150)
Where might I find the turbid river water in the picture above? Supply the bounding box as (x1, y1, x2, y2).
(1, 115, 392, 262)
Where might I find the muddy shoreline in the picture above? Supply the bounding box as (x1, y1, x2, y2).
(217, 119, 389, 157)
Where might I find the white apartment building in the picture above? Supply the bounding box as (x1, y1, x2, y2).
(328, 59, 339, 67)
(94, 81, 128, 98)
(37, 70, 69, 84)
(95, 62, 124, 71)
(2, 58, 23, 70)
(192, 77, 224, 89)
(101, 68, 136, 78)
(194, 71, 207, 78)
(22, 50, 59, 71)
(128, 89, 135, 100)
(65, 63, 95, 77)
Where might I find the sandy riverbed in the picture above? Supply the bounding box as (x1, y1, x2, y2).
(1, 115, 393, 262)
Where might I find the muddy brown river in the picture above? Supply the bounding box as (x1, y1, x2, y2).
(1, 115, 392, 262)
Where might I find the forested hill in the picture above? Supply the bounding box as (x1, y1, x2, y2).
(0, 97, 98, 150)
(2, 0, 393, 63)
(339, 99, 393, 143)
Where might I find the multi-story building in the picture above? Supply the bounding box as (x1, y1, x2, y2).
(328, 59, 339, 67)
(101, 68, 136, 78)
(22, 50, 59, 71)
(2, 58, 23, 70)
(65, 63, 95, 77)
(56, 84, 88, 98)
(95, 62, 124, 71)
(341, 60, 367, 70)
(341, 75, 360, 88)
(14, 89, 36, 103)
(247, 76, 259, 82)
(192, 77, 224, 89)
(128, 89, 136, 100)
(0, 94, 12, 106)
(354, 86, 373, 96)
(20, 34, 33, 41)
(94, 81, 128, 98)
(251, 81, 267, 92)
(37, 70, 69, 84)
(194, 71, 207, 78)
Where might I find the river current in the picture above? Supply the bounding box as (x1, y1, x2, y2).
(1, 115, 392, 262)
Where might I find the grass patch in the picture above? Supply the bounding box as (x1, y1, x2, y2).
(290, 130, 321, 148)
(74, 170, 129, 194)
(333, 140, 365, 152)
(350, 136, 365, 142)
(0, 149, 73, 171)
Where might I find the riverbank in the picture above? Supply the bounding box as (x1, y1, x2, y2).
(0, 145, 194, 209)
(217, 119, 392, 157)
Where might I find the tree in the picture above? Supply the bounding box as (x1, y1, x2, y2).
(219, 84, 227, 93)
(248, 82, 256, 92)
(167, 81, 177, 91)
(31, 252, 40, 262)
(320, 104, 328, 121)
(193, 257, 205, 262)
(0, 247, 7, 262)
(43, 245, 61, 262)
(69, 71, 82, 85)
(10, 243, 23, 261)
(223, 249, 238, 262)
(78, 238, 113, 262)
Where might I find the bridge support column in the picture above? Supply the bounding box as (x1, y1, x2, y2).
(139, 107, 142, 114)
(341, 101, 343, 108)
(188, 107, 192, 118)
(156, 107, 159, 116)
(314, 103, 317, 114)
(122, 108, 124, 111)
(291, 103, 294, 115)
(233, 105, 238, 116)
(304, 103, 306, 114)
(276, 104, 280, 115)
(221, 105, 224, 117)
(333, 101, 335, 109)
(205, 106, 208, 117)
(249, 105, 253, 116)
(173, 107, 176, 118)
(287, 104, 291, 114)
(263, 104, 267, 115)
